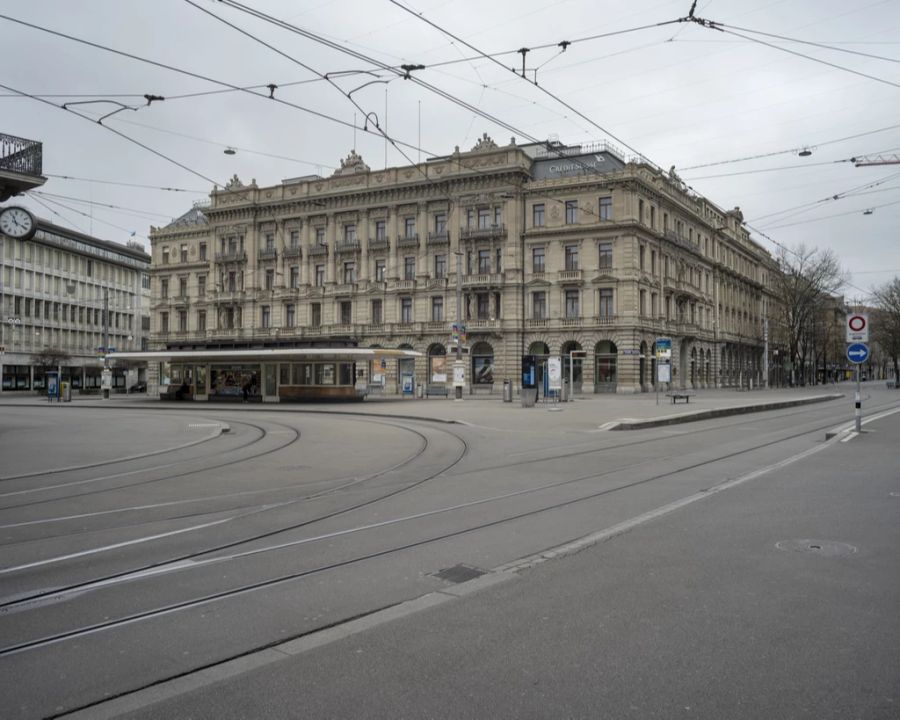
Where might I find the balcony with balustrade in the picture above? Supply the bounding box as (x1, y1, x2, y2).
(558, 269, 583, 283)
(426, 230, 450, 246)
(396, 233, 419, 249)
(462, 273, 503, 288)
(215, 250, 247, 264)
(258, 248, 278, 261)
(460, 224, 506, 241)
(336, 239, 360, 253)
(0, 133, 45, 201)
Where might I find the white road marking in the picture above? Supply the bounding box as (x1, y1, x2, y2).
(0, 517, 237, 575)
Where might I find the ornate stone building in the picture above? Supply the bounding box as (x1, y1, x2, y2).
(149, 136, 777, 395)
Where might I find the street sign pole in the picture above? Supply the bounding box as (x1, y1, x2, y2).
(846, 341, 869, 433)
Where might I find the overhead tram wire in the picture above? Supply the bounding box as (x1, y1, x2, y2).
(212, 0, 655, 221)
(184, 0, 450, 193)
(384, 0, 666, 161)
(32, 194, 152, 240)
(0, 12, 424, 157)
(678, 11, 900, 91)
(749, 170, 900, 224)
(715, 22, 900, 65)
(679, 122, 900, 171)
(0, 81, 222, 188)
(29, 195, 89, 235)
(684, 159, 852, 180)
(763, 198, 900, 231)
(32, 191, 172, 221)
(45, 174, 208, 193)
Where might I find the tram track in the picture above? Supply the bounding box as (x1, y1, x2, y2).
(0, 418, 275, 506)
(0, 410, 233, 483)
(2, 398, 894, 612)
(0, 402, 874, 659)
(0, 416, 468, 608)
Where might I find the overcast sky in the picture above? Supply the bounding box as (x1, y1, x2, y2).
(2, 0, 898, 299)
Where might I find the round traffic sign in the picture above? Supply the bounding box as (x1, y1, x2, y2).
(847, 342, 869, 364)
(848, 315, 867, 332)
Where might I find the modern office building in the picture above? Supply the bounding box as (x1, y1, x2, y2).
(0, 216, 151, 392)
(148, 135, 777, 395)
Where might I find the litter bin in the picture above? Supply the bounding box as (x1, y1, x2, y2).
(502, 379, 512, 402)
(416, 383, 424, 399)
(561, 379, 569, 403)
(61, 381, 72, 402)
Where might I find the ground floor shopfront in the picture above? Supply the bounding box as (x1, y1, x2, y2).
(135, 330, 767, 401)
(346, 331, 767, 396)
(0, 353, 139, 393)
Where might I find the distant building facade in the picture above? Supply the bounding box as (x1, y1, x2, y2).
(149, 135, 777, 395)
(0, 217, 151, 392)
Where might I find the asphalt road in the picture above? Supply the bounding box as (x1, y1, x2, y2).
(0, 388, 897, 719)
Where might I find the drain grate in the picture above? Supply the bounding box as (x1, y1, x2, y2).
(432, 564, 488, 584)
(775, 539, 858, 557)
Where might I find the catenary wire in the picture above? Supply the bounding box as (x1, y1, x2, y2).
(0, 81, 222, 187)
(44, 174, 208, 193)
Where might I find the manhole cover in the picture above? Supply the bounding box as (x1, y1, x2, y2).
(775, 539, 858, 557)
(432, 564, 487, 584)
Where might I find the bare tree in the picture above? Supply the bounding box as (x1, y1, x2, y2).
(871, 277, 900, 383)
(30, 346, 71, 373)
(772, 245, 845, 385)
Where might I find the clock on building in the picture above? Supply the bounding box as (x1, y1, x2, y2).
(0, 205, 37, 241)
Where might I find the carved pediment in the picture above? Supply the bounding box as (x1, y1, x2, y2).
(591, 273, 619, 284)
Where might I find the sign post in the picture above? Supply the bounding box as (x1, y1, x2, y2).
(847, 342, 869, 433)
(846, 311, 871, 435)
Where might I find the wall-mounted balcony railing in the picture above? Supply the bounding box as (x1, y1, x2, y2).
(427, 230, 450, 246)
(282, 245, 302, 259)
(460, 224, 506, 240)
(337, 239, 360, 253)
(0, 133, 46, 199)
(368, 237, 389, 251)
(0, 133, 43, 177)
(258, 248, 278, 261)
(397, 233, 419, 248)
(215, 250, 247, 263)
(307, 243, 328, 257)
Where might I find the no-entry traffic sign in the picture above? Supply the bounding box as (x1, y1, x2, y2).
(846, 314, 869, 343)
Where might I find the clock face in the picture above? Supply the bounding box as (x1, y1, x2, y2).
(0, 206, 35, 239)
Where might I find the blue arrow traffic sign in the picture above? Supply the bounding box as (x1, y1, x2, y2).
(847, 342, 869, 364)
